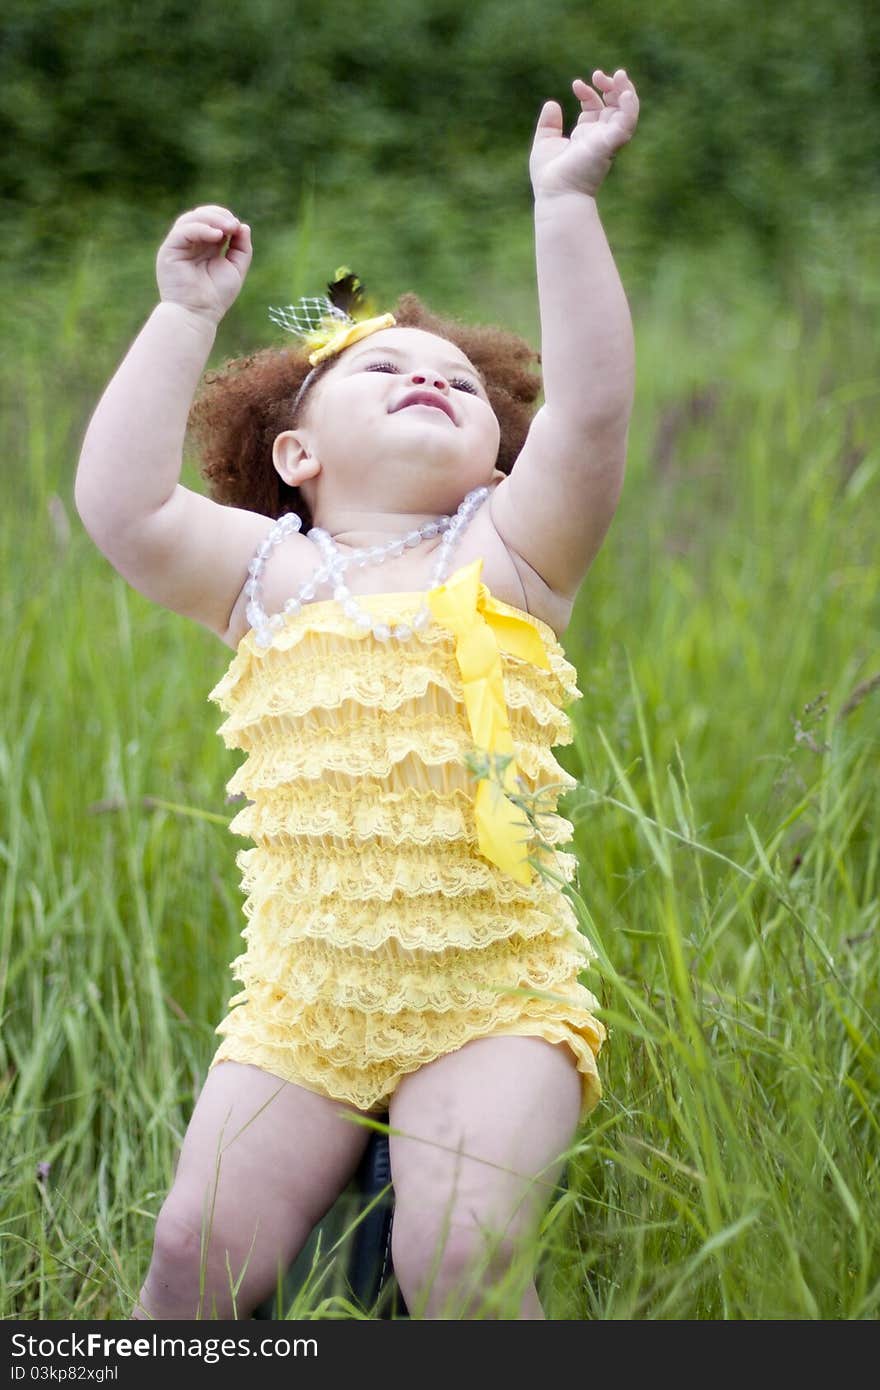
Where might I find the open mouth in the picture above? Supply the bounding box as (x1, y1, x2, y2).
(390, 390, 456, 423)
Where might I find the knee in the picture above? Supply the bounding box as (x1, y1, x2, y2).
(391, 1202, 518, 1312)
(137, 1195, 210, 1318)
(149, 1195, 209, 1277)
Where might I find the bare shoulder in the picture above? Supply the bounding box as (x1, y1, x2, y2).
(222, 525, 313, 649)
(455, 496, 575, 638)
(488, 408, 625, 603)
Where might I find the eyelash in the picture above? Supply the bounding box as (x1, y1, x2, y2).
(364, 360, 480, 395)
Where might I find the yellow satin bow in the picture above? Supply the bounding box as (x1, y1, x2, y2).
(427, 558, 552, 886)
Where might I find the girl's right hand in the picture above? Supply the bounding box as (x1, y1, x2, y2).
(156, 205, 253, 324)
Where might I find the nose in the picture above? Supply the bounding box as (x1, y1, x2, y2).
(408, 369, 449, 392)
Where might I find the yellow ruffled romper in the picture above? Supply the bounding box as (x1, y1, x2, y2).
(207, 557, 605, 1119)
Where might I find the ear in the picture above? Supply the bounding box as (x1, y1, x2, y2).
(272, 429, 322, 488)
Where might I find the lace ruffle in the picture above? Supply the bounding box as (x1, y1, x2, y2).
(228, 782, 575, 849)
(224, 728, 576, 796)
(217, 983, 604, 1060)
(234, 840, 578, 903)
(237, 888, 584, 952)
(213, 648, 576, 745)
(224, 930, 597, 1016)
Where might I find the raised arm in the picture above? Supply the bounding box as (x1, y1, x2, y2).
(74, 207, 274, 642)
(490, 69, 639, 600)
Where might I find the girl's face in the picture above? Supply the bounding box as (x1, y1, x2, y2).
(275, 327, 504, 518)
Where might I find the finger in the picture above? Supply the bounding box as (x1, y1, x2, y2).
(179, 204, 241, 226)
(572, 76, 600, 100)
(595, 76, 634, 125)
(600, 93, 639, 149)
(533, 99, 564, 140)
(171, 208, 241, 244)
(615, 72, 637, 94)
(591, 68, 616, 93)
(174, 221, 229, 247)
(224, 222, 253, 274)
(572, 78, 603, 117)
(592, 68, 632, 108)
(618, 87, 640, 124)
(603, 86, 639, 138)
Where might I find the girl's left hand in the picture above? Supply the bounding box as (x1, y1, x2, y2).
(530, 69, 639, 200)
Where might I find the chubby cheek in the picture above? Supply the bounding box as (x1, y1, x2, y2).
(311, 388, 385, 458)
(477, 408, 502, 464)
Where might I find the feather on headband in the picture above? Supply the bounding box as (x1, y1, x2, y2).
(269, 268, 396, 365)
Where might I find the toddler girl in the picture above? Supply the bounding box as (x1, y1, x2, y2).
(75, 68, 638, 1320)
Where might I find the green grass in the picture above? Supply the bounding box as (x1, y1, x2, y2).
(1, 223, 877, 1319)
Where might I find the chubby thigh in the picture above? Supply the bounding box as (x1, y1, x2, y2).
(138, 1061, 371, 1319)
(388, 1035, 582, 1314)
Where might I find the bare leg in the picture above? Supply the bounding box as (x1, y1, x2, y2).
(388, 1036, 581, 1319)
(134, 1061, 371, 1320)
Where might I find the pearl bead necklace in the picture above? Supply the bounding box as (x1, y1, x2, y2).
(245, 485, 490, 650)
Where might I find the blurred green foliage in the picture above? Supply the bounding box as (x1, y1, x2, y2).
(3, 0, 879, 274)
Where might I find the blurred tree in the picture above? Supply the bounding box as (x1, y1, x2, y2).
(1, 0, 878, 262)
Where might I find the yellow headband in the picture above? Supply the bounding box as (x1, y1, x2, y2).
(305, 312, 397, 366)
(269, 268, 396, 367)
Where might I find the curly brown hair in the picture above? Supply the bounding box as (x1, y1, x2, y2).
(189, 293, 542, 532)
